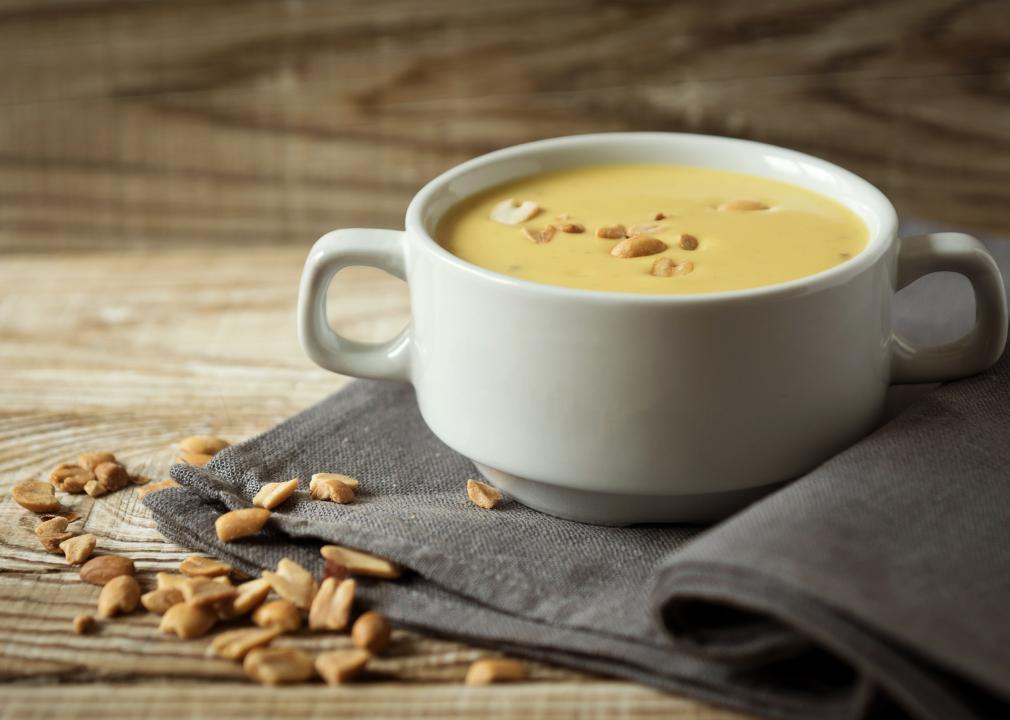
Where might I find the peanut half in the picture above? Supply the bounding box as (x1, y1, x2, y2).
(252, 599, 302, 633)
(60, 533, 97, 565)
(181, 577, 238, 607)
(651, 257, 694, 277)
(311, 472, 359, 490)
(83, 479, 107, 498)
(309, 474, 354, 504)
(466, 479, 503, 510)
(244, 647, 316, 685)
(78, 452, 116, 471)
(465, 658, 528, 685)
(557, 222, 585, 234)
(49, 463, 93, 493)
(489, 199, 540, 225)
(218, 578, 272, 619)
(677, 233, 699, 251)
(97, 575, 141, 618)
(156, 572, 190, 591)
(308, 577, 355, 631)
(252, 478, 299, 510)
(262, 558, 318, 610)
(611, 236, 668, 259)
(215, 507, 270, 542)
(595, 224, 627, 239)
(159, 602, 217, 639)
(211, 626, 282, 661)
(320, 545, 402, 579)
(351, 611, 392, 653)
(12, 480, 63, 513)
(36, 516, 73, 553)
(179, 555, 232, 578)
(80, 555, 135, 586)
(141, 588, 184, 615)
(522, 225, 556, 244)
(94, 462, 130, 493)
(135, 478, 179, 498)
(316, 649, 369, 686)
(179, 435, 230, 456)
(178, 452, 213, 467)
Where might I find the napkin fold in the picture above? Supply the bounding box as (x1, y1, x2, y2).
(145, 227, 1010, 720)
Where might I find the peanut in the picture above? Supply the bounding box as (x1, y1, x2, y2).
(72, 614, 94, 635)
(595, 224, 627, 239)
(717, 199, 769, 212)
(179, 555, 232, 578)
(217, 578, 271, 619)
(215, 508, 270, 542)
(135, 478, 178, 498)
(262, 558, 318, 610)
(12, 480, 63, 513)
(141, 588, 184, 615)
(651, 257, 694, 277)
(94, 461, 130, 492)
(315, 649, 369, 685)
(309, 475, 354, 504)
(181, 577, 238, 607)
(557, 222, 584, 234)
(654, 212, 668, 220)
(211, 626, 282, 660)
(320, 545, 402, 579)
(522, 225, 556, 244)
(252, 599, 302, 633)
(308, 577, 355, 631)
(83, 479, 107, 498)
(78, 452, 116, 471)
(464, 658, 528, 685)
(310, 472, 359, 490)
(35, 516, 69, 536)
(178, 452, 213, 467)
(38, 530, 74, 553)
(60, 533, 96, 565)
(629, 223, 661, 236)
(159, 602, 217, 639)
(351, 611, 391, 653)
(252, 478, 299, 510)
(244, 647, 315, 685)
(466, 479, 502, 510)
(610, 236, 668, 258)
(677, 233, 699, 250)
(80, 555, 135, 586)
(97, 575, 141, 618)
(49, 463, 93, 493)
(156, 572, 189, 591)
(179, 435, 230, 456)
(489, 198, 539, 225)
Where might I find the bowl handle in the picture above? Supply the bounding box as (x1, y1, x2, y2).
(891, 232, 1007, 383)
(297, 228, 411, 382)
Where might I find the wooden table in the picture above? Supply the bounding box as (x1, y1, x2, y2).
(2, 1, 1005, 717)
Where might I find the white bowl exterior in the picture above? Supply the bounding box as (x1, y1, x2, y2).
(403, 133, 899, 496)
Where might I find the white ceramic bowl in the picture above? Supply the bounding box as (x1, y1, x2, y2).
(298, 133, 1007, 524)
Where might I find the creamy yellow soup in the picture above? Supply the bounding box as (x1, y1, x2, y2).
(435, 164, 868, 294)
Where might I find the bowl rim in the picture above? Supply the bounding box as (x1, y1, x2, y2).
(404, 132, 898, 305)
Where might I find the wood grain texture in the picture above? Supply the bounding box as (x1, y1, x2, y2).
(0, 0, 1008, 255)
(0, 247, 753, 719)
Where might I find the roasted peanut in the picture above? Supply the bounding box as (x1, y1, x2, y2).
(60, 533, 96, 564)
(252, 478, 299, 510)
(595, 224, 627, 239)
(94, 462, 130, 492)
(320, 545, 402, 579)
(49, 463, 93, 493)
(80, 555, 135, 586)
(315, 649, 369, 685)
(309, 577, 355, 631)
(72, 614, 94, 635)
(78, 452, 116, 471)
(489, 199, 539, 225)
(610, 236, 668, 258)
(522, 225, 556, 244)
(179, 435, 230, 456)
(217, 578, 271, 619)
(466, 479, 502, 509)
(83, 479, 107, 498)
(181, 577, 238, 607)
(717, 199, 769, 212)
(252, 600, 302, 633)
(179, 555, 232, 578)
(465, 658, 528, 685)
(211, 626, 282, 660)
(97, 575, 141, 618)
(677, 233, 699, 250)
(309, 475, 354, 504)
(351, 611, 392, 654)
(141, 588, 184, 615)
(12, 480, 63, 513)
(215, 508, 270, 542)
(159, 602, 217, 639)
(244, 647, 316, 685)
(135, 478, 179, 498)
(262, 559, 318, 610)
(178, 452, 213, 467)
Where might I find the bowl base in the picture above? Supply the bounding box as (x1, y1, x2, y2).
(473, 463, 786, 526)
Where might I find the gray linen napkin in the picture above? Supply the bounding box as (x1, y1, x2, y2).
(145, 228, 1010, 720)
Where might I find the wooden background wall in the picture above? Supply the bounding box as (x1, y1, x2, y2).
(1, 0, 1008, 256)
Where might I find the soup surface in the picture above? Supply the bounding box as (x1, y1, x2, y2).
(435, 163, 868, 294)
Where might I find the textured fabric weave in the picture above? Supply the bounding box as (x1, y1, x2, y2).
(145, 227, 1010, 720)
